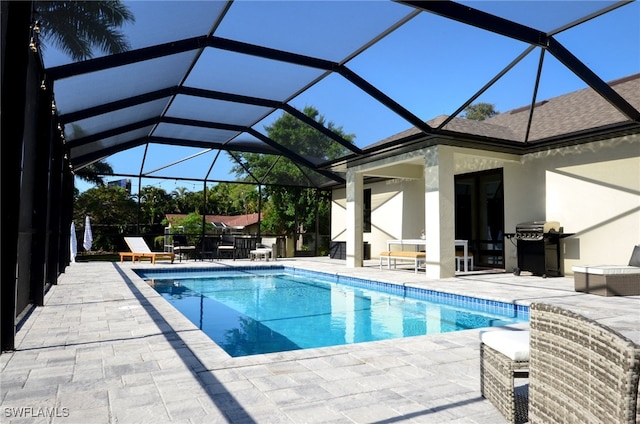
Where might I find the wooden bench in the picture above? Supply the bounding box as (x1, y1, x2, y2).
(379, 251, 426, 273)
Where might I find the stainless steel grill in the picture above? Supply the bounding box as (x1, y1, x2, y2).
(515, 221, 561, 240)
(513, 221, 564, 278)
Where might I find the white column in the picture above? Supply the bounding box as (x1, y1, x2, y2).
(424, 146, 456, 278)
(346, 169, 363, 268)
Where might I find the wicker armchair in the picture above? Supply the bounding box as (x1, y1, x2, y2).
(480, 330, 530, 423)
(529, 303, 640, 423)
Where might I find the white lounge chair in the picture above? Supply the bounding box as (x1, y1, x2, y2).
(120, 236, 175, 264)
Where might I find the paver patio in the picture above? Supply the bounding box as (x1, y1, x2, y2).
(1, 258, 638, 423)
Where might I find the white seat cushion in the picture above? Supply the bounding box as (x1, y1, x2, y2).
(572, 265, 640, 275)
(480, 330, 530, 361)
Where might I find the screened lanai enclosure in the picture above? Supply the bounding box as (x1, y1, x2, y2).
(2, 1, 639, 350)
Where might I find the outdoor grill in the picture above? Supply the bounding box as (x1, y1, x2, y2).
(512, 221, 564, 278)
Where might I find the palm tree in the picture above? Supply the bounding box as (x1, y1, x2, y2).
(35, 2, 134, 186)
(74, 161, 114, 186)
(35, 1, 135, 61)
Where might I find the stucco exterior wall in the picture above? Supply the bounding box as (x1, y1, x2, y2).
(331, 177, 425, 256)
(518, 134, 640, 272)
(331, 135, 639, 274)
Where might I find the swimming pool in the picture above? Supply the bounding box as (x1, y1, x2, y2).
(137, 266, 528, 357)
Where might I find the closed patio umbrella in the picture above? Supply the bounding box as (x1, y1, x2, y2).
(83, 216, 93, 251)
(70, 222, 77, 262)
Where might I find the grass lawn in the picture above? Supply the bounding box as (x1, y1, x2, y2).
(76, 253, 120, 262)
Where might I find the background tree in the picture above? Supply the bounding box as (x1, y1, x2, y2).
(261, 106, 353, 161)
(138, 186, 174, 226)
(226, 184, 260, 216)
(35, 1, 135, 61)
(180, 190, 205, 214)
(164, 212, 215, 246)
(206, 183, 233, 215)
(463, 102, 499, 121)
(231, 106, 355, 249)
(171, 186, 191, 213)
(74, 160, 114, 187)
(73, 185, 137, 251)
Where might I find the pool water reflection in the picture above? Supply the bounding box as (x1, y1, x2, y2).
(147, 270, 525, 357)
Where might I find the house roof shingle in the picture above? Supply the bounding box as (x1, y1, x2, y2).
(369, 73, 640, 148)
(165, 213, 263, 229)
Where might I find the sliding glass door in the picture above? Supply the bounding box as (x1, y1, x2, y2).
(455, 169, 504, 269)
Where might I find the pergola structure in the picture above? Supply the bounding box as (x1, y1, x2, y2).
(2, 1, 638, 350)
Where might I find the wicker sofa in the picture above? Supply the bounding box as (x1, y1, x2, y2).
(572, 245, 640, 296)
(528, 303, 640, 423)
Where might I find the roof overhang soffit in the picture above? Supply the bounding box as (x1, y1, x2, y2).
(362, 163, 423, 179)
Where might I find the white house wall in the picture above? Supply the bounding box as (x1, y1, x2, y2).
(331, 134, 639, 276)
(330, 188, 348, 242)
(331, 178, 425, 249)
(519, 134, 640, 271)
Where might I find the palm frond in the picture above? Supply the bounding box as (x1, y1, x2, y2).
(35, 1, 135, 61)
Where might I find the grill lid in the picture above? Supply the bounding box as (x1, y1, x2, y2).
(516, 221, 561, 234)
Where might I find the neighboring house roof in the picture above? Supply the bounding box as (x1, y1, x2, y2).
(370, 73, 640, 148)
(165, 213, 263, 229)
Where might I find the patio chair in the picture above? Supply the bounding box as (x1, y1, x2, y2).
(480, 329, 530, 423)
(455, 250, 474, 272)
(197, 236, 219, 261)
(529, 302, 640, 423)
(217, 235, 236, 259)
(172, 234, 196, 261)
(120, 236, 175, 264)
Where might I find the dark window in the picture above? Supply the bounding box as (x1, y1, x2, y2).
(363, 189, 371, 233)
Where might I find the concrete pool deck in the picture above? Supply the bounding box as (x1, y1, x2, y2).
(2, 258, 639, 423)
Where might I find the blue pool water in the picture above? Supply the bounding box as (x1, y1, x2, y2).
(137, 267, 528, 357)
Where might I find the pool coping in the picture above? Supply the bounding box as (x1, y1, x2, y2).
(135, 264, 530, 321)
(125, 263, 531, 370)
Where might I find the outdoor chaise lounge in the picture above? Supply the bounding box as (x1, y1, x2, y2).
(120, 236, 175, 264)
(572, 244, 640, 296)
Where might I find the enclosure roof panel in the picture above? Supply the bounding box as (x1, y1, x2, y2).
(41, 1, 639, 189)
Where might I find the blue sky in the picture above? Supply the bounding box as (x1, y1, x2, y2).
(42, 1, 639, 194)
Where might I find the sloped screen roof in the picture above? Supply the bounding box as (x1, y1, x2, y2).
(43, 1, 640, 192)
